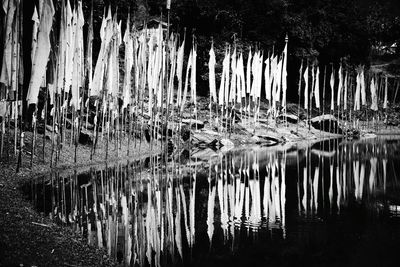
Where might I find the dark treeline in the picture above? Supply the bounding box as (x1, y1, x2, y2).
(86, 0, 400, 61)
(103, 0, 400, 97)
(17, 0, 400, 104)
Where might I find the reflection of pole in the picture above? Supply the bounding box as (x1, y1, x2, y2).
(321, 138, 325, 208)
(296, 146, 301, 215)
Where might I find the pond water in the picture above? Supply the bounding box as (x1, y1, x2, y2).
(22, 137, 400, 267)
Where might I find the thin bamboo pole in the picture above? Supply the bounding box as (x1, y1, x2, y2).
(297, 59, 303, 133)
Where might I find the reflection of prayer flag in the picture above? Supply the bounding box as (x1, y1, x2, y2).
(369, 158, 377, 192)
(302, 167, 307, 212)
(207, 185, 215, 242)
(359, 163, 365, 200)
(313, 167, 319, 210)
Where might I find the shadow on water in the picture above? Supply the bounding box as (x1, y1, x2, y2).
(21, 137, 400, 267)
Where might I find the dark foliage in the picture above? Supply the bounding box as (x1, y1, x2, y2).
(17, 0, 400, 108)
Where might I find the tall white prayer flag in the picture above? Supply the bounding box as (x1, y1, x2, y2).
(246, 48, 252, 94)
(344, 71, 348, 110)
(314, 66, 320, 108)
(224, 48, 230, 106)
(218, 50, 228, 106)
(70, 2, 85, 109)
(26, 0, 55, 105)
(176, 38, 185, 107)
(337, 65, 342, 107)
(208, 45, 217, 103)
(237, 53, 246, 103)
(191, 46, 197, 105)
(264, 57, 271, 101)
(360, 68, 366, 106)
(122, 17, 133, 109)
(229, 48, 237, 103)
(303, 66, 309, 109)
(354, 72, 361, 111)
(383, 76, 388, 109)
(86, 1, 94, 95)
(370, 77, 378, 111)
(330, 70, 335, 111)
(282, 42, 288, 108)
(31, 6, 39, 63)
(0, 0, 17, 87)
(255, 53, 263, 99)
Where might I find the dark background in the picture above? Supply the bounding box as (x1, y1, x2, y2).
(7, 0, 400, 117)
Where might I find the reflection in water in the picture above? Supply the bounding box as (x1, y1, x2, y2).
(25, 138, 400, 266)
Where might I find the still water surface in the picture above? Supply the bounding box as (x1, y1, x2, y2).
(23, 137, 400, 266)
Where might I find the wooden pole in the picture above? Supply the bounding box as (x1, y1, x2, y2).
(329, 64, 333, 134)
(309, 62, 314, 132)
(322, 66, 327, 134)
(1, 115, 5, 158)
(393, 79, 399, 105)
(43, 85, 49, 162)
(31, 108, 37, 167)
(297, 59, 303, 133)
(16, 1, 23, 172)
(385, 75, 388, 128)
